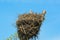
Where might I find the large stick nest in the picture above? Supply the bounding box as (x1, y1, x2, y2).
(16, 10, 46, 40)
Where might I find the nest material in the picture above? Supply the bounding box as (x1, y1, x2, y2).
(16, 10, 46, 40)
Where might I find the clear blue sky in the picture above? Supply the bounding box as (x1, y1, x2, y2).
(0, 0, 60, 40)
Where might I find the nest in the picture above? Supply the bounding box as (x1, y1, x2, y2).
(16, 10, 46, 40)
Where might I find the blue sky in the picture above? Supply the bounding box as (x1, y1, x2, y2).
(0, 0, 60, 40)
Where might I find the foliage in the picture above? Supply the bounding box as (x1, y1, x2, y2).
(6, 32, 19, 40)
